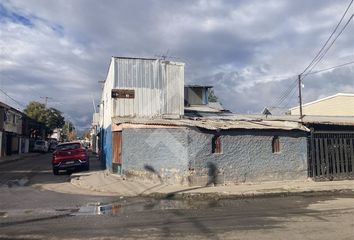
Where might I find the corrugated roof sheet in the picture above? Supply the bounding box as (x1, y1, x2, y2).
(187, 114, 354, 126)
(112, 116, 310, 131)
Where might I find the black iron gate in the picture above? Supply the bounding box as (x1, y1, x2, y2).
(308, 131, 354, 179)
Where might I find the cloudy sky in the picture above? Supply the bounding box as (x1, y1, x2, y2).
(0, 0, 353, 130)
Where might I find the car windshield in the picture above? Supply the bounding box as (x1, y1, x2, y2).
(56, 143, 81, 151)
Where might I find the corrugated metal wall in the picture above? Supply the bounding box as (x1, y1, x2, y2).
(112, 58, 184, 118)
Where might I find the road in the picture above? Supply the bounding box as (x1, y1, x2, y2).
(0, 153, 353, 240)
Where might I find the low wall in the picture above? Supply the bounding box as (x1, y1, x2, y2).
(187, 128, 308, 184)
(122, 128, 189, 184)
(120, 127, 308, 185)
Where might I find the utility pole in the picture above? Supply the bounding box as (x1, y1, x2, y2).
(298, 74, 303, 121)
(40, 96, 52, 107)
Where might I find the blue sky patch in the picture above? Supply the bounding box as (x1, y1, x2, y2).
(0, 3, 33, 26)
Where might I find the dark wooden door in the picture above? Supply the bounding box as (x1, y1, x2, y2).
(112, 131, 122, 164)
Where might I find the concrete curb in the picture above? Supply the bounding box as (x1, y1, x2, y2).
(0, 153, 42, 165)
(69, 171, 354, 200)
(143, 189, 354, 200)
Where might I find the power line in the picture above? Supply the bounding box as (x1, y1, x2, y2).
(0, 87, 25, 109)
(303, 60, 354, 76)
(269, 78, 298, 108)
(283, 87, 299, 108)
(300, 0, 353, 76)
(304, 13, 354, 76)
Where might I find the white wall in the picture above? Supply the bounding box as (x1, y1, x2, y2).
(100, 58, 115, 129)
(111, 58, 184, 118)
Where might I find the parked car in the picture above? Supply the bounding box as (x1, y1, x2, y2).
(49, 141, 58, 152)
(52, 142, 89, 175)
(33, 140, 49, 153)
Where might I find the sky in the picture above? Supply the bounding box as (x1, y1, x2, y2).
(0, 0, 353, 130)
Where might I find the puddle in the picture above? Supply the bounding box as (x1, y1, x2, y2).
(5, 178, 29, 188)
(73, 199, 241, 216)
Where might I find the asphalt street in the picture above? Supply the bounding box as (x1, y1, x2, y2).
(0, 153, 353, 240)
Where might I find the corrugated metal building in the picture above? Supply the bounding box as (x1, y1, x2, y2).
(111, 57, 184, 118)
(99, 57, 185, 171)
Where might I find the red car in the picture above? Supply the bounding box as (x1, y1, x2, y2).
(52, 142, 89, 175)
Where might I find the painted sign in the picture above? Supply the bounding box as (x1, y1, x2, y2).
(111, 89, 135, 99)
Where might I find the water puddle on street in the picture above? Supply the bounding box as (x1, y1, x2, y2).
(73, 198, 248, 216)
(3, 178, 29, 188)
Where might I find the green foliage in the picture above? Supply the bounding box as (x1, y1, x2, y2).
(24, 101, 47, 123)
(208, 89, 219, 102)
(24, 101, 65, 131)
(46, 108, 65, 130)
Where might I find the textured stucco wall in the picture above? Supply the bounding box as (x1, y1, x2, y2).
(187, 129, 308, 183)
(122, 128, 189, 184)
(121, 127, 308, 184)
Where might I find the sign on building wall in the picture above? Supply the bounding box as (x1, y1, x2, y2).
(111, 89, 135, 99)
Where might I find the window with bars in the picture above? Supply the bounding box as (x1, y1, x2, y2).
(272, 136, 280, 153)
(212, 135, 222, 154)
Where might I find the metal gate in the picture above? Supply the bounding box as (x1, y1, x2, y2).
(308, 131, 354, 179)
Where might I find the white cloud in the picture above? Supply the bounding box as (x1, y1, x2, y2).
(0, 0, 353, 129)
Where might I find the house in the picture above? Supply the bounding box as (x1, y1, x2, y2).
(99, 57, 185, 172)
(0, 101, 47, 158)
(289, 93, 354, 117)
(287, 93, 354, 179)
(97, 57, 311, 184)
(112, 117, 309, 184)
(0, 102, 23, 157)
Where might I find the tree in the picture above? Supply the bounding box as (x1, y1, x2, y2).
(45, 108, 65, 131)
(62, 121, 76, 141)
(24, 101, 47, 123)
(24, 101, 65, 132)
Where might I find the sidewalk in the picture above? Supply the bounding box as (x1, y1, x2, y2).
(70, 170, 354, 199)
(0, 152, 41, 165)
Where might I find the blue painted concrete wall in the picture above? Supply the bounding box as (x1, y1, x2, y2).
(101, 125, 112, 171)
(187, 128, 308, 183)
(122, 128, 189, 184)
(120, 127, 308, 184)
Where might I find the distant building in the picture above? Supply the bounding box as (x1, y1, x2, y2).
(50, 128, 62, 142)
(0, 101, 46, 158)
(289, 93, 354, 117)
(0, 102, 23, 156)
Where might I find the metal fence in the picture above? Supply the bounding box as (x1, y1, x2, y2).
(308, 131, 354, 179)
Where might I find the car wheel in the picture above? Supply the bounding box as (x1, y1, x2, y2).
(53, 168, 59, 175)
(84, 162, 90, 171)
